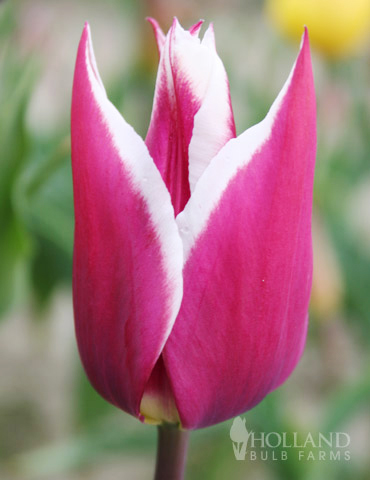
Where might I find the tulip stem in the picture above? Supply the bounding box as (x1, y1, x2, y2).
(154, 425, 190, 480)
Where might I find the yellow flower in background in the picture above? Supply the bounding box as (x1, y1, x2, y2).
(265, 0, 370, 58)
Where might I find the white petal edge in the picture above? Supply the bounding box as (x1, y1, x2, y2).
(176, 32, 305, 262)
(188, 23, 235, 193)
(84, 25, 184, 343)
(147, 19, 235, 195)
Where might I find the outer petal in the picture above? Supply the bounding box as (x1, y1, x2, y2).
(145, 19, 236, 215)
(163, 30, 316, 429)
(71, 24, 183, 419)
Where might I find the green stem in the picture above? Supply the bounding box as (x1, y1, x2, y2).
(154, 425, 190, 480)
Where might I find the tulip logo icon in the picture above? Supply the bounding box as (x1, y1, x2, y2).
(230, 417, 253, 460)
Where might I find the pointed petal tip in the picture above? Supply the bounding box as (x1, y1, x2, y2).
(75, 20, 105, 95)
(146, 17, 166, 55)
(169, 17, 184, 44)
(172, 16, 191, 35)
(301, 26, 310, 50)
(170, 17, 207, 38)
(298, 27, 314, 82)
(80, 21, 93, 50)
(146, 16, 156, 27)
(189, 19, 204, 36)
(168, 17, 179, 38)
(81, 21, 92, 43)
(202, 22, 216, 48)
(80, 22, 89, 42)
(146, 16, 162, 32)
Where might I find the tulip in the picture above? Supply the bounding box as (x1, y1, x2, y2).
(71, 17, 316, 478)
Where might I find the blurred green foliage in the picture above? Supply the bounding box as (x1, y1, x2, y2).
(0, 5, 33, 316)
(0, 3, 74, 313)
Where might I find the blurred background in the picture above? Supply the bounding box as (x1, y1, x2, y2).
(1, 0, 370, 479)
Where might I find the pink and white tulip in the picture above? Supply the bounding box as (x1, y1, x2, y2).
(71, 19, 316, 430)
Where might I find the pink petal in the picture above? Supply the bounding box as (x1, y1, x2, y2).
(189, 20, 204, 36)
(163, 29, 316, 429)
(145, 19, 236, 215)
(71, 24, 183, 419)
(147, 17, 166, 56)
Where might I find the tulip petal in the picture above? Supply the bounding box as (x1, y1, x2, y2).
(145, 19, 235, 215)
(188, 23, 236, 193)
(189, 20, 204, 36)
(164, 30, 316, 429)
(147, 17, 166, 56)
(71, 24, 183, 419)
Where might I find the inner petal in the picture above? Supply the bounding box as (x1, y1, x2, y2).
(145, 68, 200, 216)
(140, 355, 180, 425)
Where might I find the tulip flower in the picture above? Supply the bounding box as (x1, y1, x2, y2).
(71, 17, 316, 479)
(265, 0, 370, 58)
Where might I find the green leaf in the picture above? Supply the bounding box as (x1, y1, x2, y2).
(323, 371, 370, 432)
